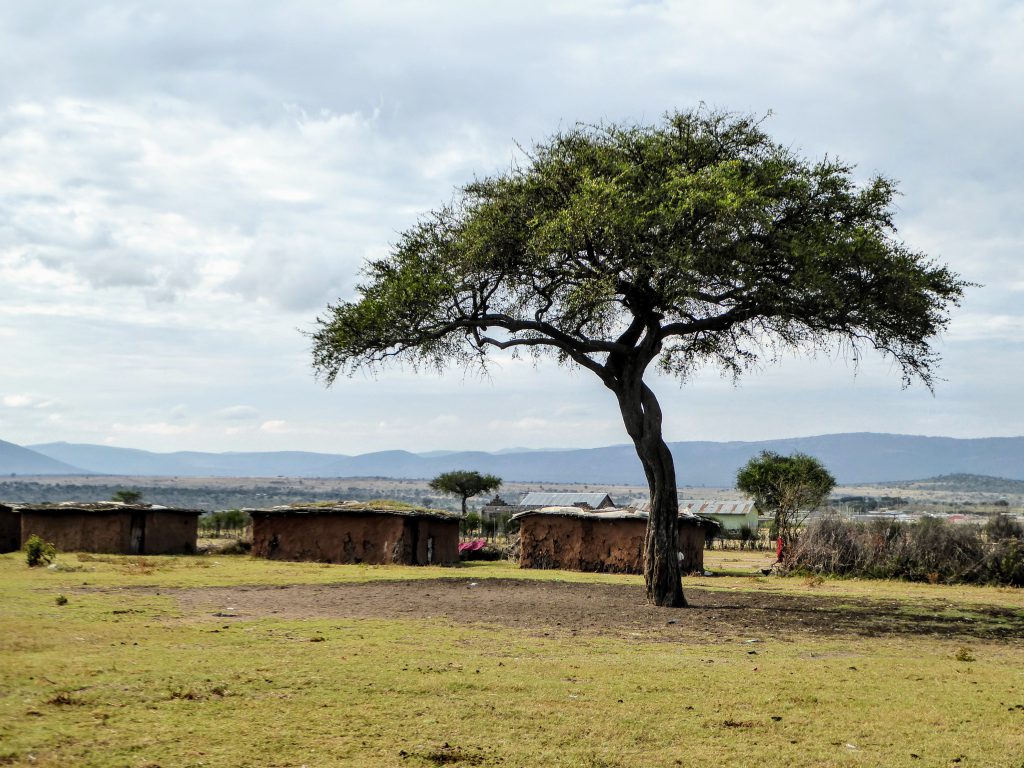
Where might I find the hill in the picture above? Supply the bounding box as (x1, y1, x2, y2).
(20, 433, 1024, 485)
(0, 439, 85, 475)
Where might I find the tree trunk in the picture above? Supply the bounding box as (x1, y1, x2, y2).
(612, 378, 686, 607)
(460, 496, 468, 516)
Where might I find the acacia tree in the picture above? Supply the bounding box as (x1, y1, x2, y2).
(311, 109, 966, 607)
(429, 470, 502, 516)
(736, 451, 835, 554)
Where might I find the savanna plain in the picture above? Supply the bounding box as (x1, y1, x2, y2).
(1, 550, 1022, 768)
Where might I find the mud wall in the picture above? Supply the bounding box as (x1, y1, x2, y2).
(20, 511, 131, 554)
(519, 516, 708, 574)
(678, 522, 705, 574)
(0, 506, 20, 552)
(143, 512, 198, 555)
(251, 513, 458, 565)
(519, 516, 647, 573)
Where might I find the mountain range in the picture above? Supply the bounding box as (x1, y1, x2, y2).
(2, 433, 1022, 486)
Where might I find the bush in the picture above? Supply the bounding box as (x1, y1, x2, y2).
(984, 512, 1024, 542)
(786, 515, 1023, 586)
(25, 535, 57, 567)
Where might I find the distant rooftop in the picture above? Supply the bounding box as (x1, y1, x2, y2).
(519, 492, 615, 509)
(679, 500, 756, 517)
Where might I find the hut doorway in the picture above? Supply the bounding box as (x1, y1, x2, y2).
(129, 513, 146, 554)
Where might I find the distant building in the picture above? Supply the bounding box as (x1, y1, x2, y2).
(0, 502, 201, 555)
(480, 494, 515, 521)
(247, 501, 459, 565)
(678, 500, 758, 532)
(517, 492, 616, 511)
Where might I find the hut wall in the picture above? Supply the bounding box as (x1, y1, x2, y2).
(20, 511, 130, 554)
(0, 505, 20, 552)
(520, 515, 708, 574)
(251, 513, 458, 565)
(519, 515, 647, 573)
(678, 521, 705, 574)
(143, 511, 198, 555)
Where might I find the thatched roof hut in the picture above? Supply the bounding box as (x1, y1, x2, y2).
(246, 500, 459, 566)
(513, 506, 711, 574)
(1, 502, 201, 555)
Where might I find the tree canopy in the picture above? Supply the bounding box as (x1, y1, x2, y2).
(312, 108, 967, 606)
(429, 470, 502, 516)
(736, 451, 836, 551)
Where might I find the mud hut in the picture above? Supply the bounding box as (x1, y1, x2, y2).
(514, 507, 711, 574)
(247, 501, 459, 565)
(7, 502, 201, 555)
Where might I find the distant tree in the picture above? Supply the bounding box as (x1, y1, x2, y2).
(736, 451, 835, 555)
(111, 489, 143, 504)
(312, 108, 967, 606)
(429, 471, 502, 516)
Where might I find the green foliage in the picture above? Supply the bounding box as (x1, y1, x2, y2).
(111, 489, 143, 504)
(313, 108, 966, 388)
(55, 594, 68, 606)
(198, 509, 251, 536)
(429, 471, 502, 516)
(736, 451, 835, 548)
(25, 534, 57, 567)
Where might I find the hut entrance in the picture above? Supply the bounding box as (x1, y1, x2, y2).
(129, 513, 146, 554)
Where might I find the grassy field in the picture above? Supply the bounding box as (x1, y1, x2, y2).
(1, 551, 1022, 768)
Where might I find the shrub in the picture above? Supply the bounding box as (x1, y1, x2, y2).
(984, 512, 1024, 542)
(785, 515, 1022, 586)
(25, 535, 57, 567)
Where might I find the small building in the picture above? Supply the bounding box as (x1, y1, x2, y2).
(679, 500, 758, 533)
(479, 494, 515, 521)
(247, 501, 459, 565)
(517, 492, 617, 512)
(1, 502, 201, 555)
(513, 506, 711, 575)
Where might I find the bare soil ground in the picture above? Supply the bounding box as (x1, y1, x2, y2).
(158, 578, 1024, 642)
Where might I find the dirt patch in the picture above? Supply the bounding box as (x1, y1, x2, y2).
(157, 578, 1024, 642)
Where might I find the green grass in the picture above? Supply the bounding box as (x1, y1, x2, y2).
(2, 552, 1023, 767)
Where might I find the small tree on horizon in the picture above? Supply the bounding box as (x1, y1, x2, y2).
(312, 108, 967, 607)
(429, 470, 502, 517)
(111, 489, 143, 505)
(736, 451, 836, 555)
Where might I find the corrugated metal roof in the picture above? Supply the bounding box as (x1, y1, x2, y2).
(519, 492, 614, 508)
(679, 500, 756, 516)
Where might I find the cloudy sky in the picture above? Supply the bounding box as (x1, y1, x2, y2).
(0, 1, 1021, 455)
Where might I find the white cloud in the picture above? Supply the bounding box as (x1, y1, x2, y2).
(216, 405, 260, 421)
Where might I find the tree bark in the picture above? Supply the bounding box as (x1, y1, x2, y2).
(611, 377, 687, 607)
